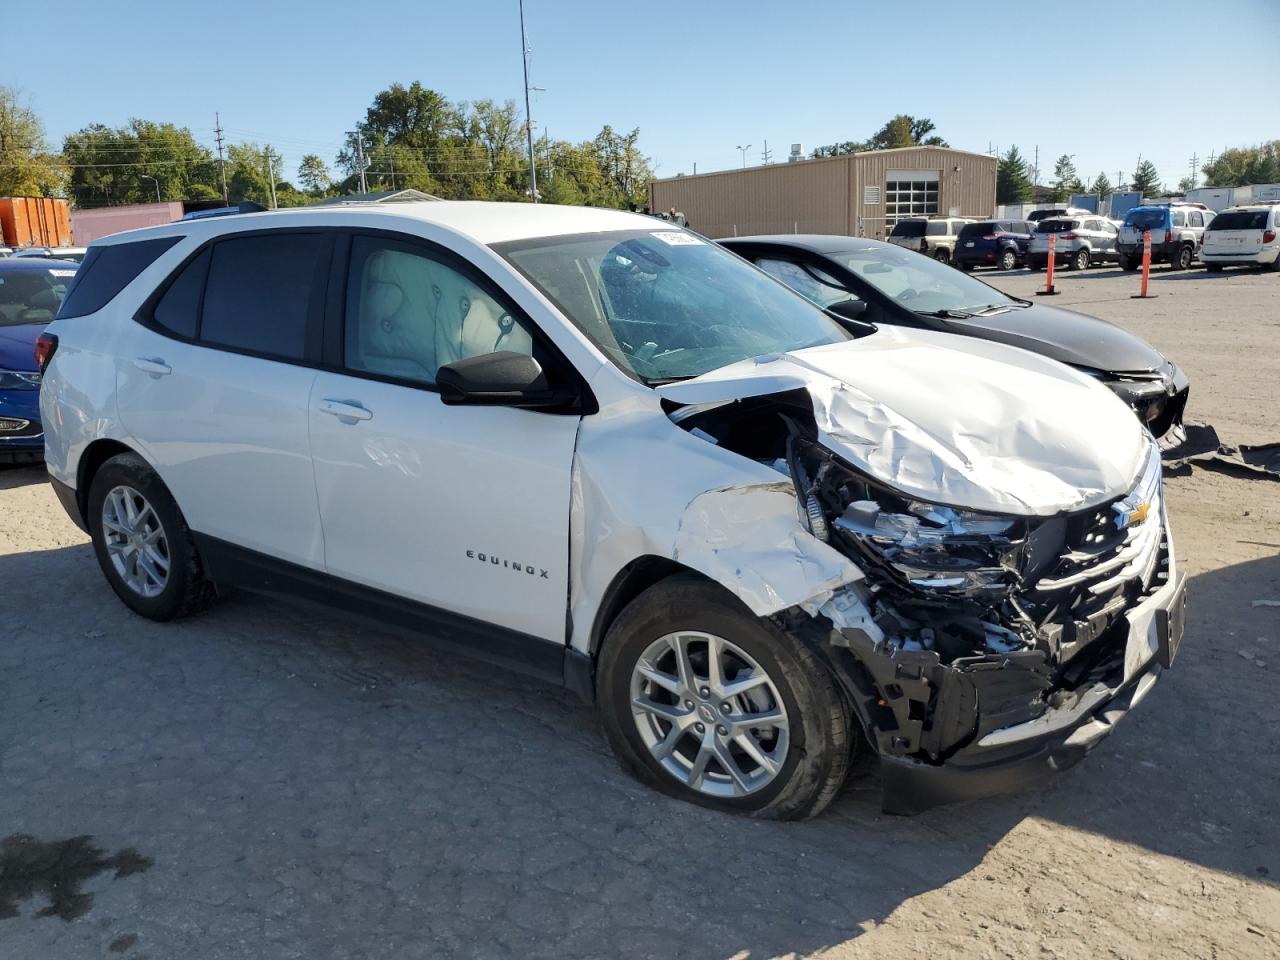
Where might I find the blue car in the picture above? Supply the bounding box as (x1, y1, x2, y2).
(0, 258, 77, 462)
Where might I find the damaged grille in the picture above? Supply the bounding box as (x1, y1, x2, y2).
(1021, 444, 1163, 662)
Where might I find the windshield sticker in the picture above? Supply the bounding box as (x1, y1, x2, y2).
(651, 232, 703, 246)
(49, 269, 76, 277)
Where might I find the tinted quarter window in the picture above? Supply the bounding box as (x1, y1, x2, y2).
(201, 233, 324, 360)
(57, 236, 180, 319)
(344, 235, 535, 387)
(151, 248, 209, 339)
(1172, 211, 1186, 227)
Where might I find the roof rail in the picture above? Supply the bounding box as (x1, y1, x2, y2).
(181, 201, 268, 221)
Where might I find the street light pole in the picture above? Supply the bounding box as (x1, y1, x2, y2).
(736, 144, 752, 169)
(140, 175, 160, 203)
(519, 0, 538, 202)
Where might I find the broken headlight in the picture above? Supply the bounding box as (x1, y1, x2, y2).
(834, 499, 1026, 596)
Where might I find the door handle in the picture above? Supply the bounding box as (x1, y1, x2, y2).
(133, 357, 171, 377)
(318, 399, 373, 422)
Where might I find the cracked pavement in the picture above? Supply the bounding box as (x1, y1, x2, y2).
(2, 267, 1278, 959)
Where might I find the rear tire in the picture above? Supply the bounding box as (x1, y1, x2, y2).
(1120, 255, 1139, 271)
(933, 248, 950, 264)
(597, 576, 853, 820)
(87, 452, 217, 621)
(959, 262, 974, 272)
(1069, 248, 1090, 271)
(999, 248, 1018, 271)
(1269, 253, 1280, 273)
(1171, 244, 1193, 270)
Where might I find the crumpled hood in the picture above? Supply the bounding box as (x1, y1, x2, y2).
(939, 303, 1166, 374)
(657, 328, 1148, 516)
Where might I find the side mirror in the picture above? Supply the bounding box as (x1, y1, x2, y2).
(826, 299, 868, 321)
(437, 351, 568, 409)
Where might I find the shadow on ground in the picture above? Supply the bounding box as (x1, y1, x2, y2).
(0, 543, 1275, 958)
(0, 463, 45, 490)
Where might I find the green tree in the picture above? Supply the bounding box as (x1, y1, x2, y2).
(0, 86, 65, 197)
(996, 146, 1034, 204)
(1050, 154, 1083, 202)
(224, 142, 275, 206)
(62, 120, 217, 206)
(1201, 140, 1280, 187)
(813, 115, 947, 159)
(297, 154, 331, 195)
(1131, 159, 1162, 198)
(1088, 171, 1112, 200)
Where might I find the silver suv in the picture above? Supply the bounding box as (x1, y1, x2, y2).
(1028, 216, 1120, 271)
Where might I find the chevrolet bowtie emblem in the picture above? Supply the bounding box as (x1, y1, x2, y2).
(1114, 500, 1151, 529)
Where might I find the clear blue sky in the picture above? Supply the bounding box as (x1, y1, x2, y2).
(9, 0, 1280, 190)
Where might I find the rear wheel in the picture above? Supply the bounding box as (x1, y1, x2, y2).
(87, 453, 217, 621)
(959, 261, 974, 272)
(1069, 248, 1090, 271)
(597, 577, 853, 820)
(1171, 244, 1193, 270)
(999, 248, 1018, 271)
(933, 247, 951, 264)
(1120, 255, 1139, 271)
(1269, 253, 1280, 273)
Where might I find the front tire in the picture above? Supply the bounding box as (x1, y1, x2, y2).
(87, 452, 217, 621)
(999, 248, 1018, 271)
(597, 577, 853, 820)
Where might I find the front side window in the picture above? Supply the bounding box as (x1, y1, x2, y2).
(499, 230, 852, 384)
(345, 236, 534, 387)
(755, 258, 860, 309)
(201, 233, 325, 359)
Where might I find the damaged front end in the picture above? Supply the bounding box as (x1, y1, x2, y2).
(673, 390, 1186, 814)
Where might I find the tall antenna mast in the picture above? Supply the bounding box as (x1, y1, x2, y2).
(519, 0, 538, 202)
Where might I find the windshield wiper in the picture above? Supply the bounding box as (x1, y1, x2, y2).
(914, 308, 974, 319)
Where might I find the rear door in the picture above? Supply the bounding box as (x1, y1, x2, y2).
(116, 230, 330, 568)
(306, 232, 581, 644)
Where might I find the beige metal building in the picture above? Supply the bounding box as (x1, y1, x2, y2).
(649, 146, 997, 240)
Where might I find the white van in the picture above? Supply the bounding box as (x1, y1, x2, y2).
(1199, 205, 1280, 271)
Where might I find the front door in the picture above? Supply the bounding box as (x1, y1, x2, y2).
(307, 233, 581, 644)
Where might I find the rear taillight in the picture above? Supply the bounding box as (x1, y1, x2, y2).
(982, 234, 997, 240)
(1165, 230, 1174, 244)
(34, 333, 58, 373)
(1265, 230, 1277, 243)
(1060, 233, 1077, 240)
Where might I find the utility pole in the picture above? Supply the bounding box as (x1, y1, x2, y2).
(389, 149, 396, 191)
(355, 137, 368, 194)
(1188, 153, 1199, 190)
(761, 141, 772, 165)
(518, 0, 538, 202)
(1032, 144, 1039, 191)
(736, 144, 752, 169)
(214, 112, 228, 205)
(264, 149, 278, 209)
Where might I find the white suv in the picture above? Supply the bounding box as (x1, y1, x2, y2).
(885, 218, 973, 263)
(39, 202, 1186, 819)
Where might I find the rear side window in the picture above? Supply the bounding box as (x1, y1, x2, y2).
(57, 236, 180, 319)
(151, 248, 210, 339)
(200, 233, 325, 360)
(926, 221, 950, 236)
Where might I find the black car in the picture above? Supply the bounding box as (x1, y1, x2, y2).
(717, 235, 1190, 440)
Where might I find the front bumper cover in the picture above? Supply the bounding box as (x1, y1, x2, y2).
(820, 516, 1184, 815)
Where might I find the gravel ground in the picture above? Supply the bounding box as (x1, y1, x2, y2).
(1, 264, 1277, 959)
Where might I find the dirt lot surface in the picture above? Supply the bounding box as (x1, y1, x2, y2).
(1, 265, 1277, 959)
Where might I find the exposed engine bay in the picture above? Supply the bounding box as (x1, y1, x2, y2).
(670, 390, 1171, 765)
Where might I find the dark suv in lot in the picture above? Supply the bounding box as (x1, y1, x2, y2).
(954, 221, 1035, 271)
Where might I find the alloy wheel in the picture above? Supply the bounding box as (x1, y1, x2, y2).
(101, 485, 170, 598)
(1000, 249, 1017, 270)
(630, 631, 790, 798)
